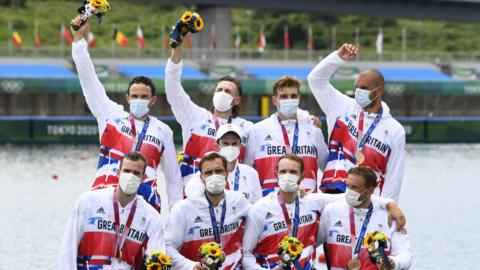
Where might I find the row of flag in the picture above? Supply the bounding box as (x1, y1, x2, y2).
(8, 23, 384, 54)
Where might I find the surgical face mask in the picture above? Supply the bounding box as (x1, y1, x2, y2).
(345, 188, 366, 207)
(129, 99, 150, 118)
(119, 172, 142, 195)
(219, 145, 240, 163)
(354, 86, 380, 108)
(278, 173, 299, 192)
(205, 174, 226, 194)
(212, 91, 234, 112)
(278, 99, 299, 118)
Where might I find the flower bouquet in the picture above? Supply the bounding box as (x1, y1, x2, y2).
(144, 251, 172, 270)
(199, 242, 224, 270)
(364, 230, 392, 269)
(169, 11, 204, 48)
(277, 236, 304, 270)
(71, 0, 110, 31)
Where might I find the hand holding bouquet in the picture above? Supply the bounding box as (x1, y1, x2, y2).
(199, 242, 224, 270)
(144, 251, 172, 270)
(169, 11, 204, 48)
(364, 231, 393, 270)
(277, 236, 304, 270)
(71, 0, 110, 30)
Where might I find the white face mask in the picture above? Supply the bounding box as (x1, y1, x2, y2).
(278, 173, 299, 192)
(355, 86, 380, 108)
(212, 91, 234, 112)
(205, 174, 226, 194)
(219, 145, 240, 163)
(129, 99, 150, 118)
(119, 172, 142, 195)
(345, 188, 365, 207)
(278, 99, 299, 118)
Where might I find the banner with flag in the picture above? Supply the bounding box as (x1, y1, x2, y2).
(283, 25, 290, 50)
(307, 25, 314, 51)
(258, 26, 266, 52)
(235, 27, 241, 51)
(376, 28, 383, 55)
(113, 28, 128, 47)
(87, 31, 96, 48)
(11, 31, 22, 47)
(136, 25, 145, 49)
(209, 25, 217, 50)
(162, 25, 169, 49)
(34, 23, 42, 48)
(61, 24, 72, 44)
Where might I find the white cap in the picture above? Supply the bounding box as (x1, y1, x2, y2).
(215, 124, 243, 142)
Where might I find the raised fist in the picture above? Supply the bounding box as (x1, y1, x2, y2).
(337, 43, 359, 61)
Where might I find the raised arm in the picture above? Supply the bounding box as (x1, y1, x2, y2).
(71, 19, 123, 127)
(165, 44, 209, 128)
(307, 44, 358, 134)
(159, 126, 184, 206)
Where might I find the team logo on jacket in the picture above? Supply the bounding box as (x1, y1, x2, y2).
(96, 207, 105, 214)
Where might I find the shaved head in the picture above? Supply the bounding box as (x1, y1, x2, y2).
(359, 68, 384, 86)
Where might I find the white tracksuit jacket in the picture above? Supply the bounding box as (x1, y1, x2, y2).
(318, 200, 412, 270)
(163, 190, 250, 270)
(165, 59, 253, 183)
(307, 51, 406, 201)
(72, 39, 183, 208)
(59, 187, 163, 270)
(244, 113, 329, 196)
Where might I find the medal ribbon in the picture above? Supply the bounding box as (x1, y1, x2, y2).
(278, 117, 299, 154)
(356, 108, 383, 159)
(213, 112, 232, 130)
(277, 192, 300, 237)
(129, 115, 150, 151)
(233, 166, 240, 191)
(349, 203, 373, 259)
(113, 189, 138, 260)
(206, 193, 227, 245)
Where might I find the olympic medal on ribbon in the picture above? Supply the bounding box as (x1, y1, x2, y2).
(355, 151, 365, 165)
(348, 258, 361, 270)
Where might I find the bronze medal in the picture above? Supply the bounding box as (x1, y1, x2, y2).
(348, 258, 361, 270)
(355, 151, 365, 165)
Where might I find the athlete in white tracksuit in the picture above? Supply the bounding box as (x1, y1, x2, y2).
(164, 189, 249, 270)
(318, 200, 412, 270)
(318, 165, 411, 270)
(185, 124, 262, 205)
(307, 45, 405, 201)
(165, 44, 253, 184)
(164, 151, 251, 270)
(60, 187, 162, 270)
(72, 37, 182, 210)
(245, 113, 329, 196)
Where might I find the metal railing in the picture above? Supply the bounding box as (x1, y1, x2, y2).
(2, 46, 480, 62)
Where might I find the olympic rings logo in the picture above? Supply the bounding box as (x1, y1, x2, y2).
(385, 83, 405, 95)
(198, 82, 217, 94)
(1, 80, 25, 93)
